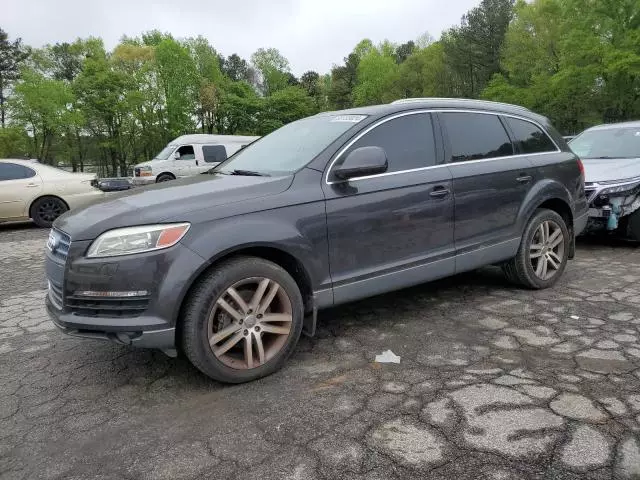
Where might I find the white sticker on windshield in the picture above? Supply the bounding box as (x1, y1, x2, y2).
(331, 115, 367, 123)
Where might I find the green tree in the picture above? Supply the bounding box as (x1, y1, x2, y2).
(250, 48, 291, 96)
(442, 0, 515, 97)
(259, 86, 315, 135)
(328, 53, 359, 109)
(10, 68, 76, 161)
(155, 38, 199, 137)
(0, 29, 30, 128)
(352, 43, 399, 106)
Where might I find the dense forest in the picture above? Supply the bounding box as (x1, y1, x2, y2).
(0, 0, 639, 176)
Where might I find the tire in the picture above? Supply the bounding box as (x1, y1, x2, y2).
(156, 173, 174, 183)
(503, 209, 570, 289)
(181, 256, 304, 383)
(31, 196, 68, 228)
(626, 209, 640, 242)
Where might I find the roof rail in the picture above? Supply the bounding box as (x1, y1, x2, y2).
(390, 97, 531, 112)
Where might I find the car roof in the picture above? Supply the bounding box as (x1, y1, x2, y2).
(171, 134, 260, 144)
(314, 97, 545, 123)
(586, 120, 640, 131)
(0, 158, 40, 164)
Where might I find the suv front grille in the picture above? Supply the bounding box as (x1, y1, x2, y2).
(48, 229, 71, 262)
(65, 296, 151, 318)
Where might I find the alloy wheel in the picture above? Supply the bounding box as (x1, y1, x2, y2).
(529, 220, 565, 280)
(37, 200, 64, 223)
(207, 277, 293, 369)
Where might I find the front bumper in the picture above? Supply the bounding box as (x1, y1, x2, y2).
(45, 233, 205, 350)
(131, 176, 156, 186)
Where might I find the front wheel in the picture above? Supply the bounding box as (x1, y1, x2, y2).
(503, 209, 570, 289)
(181, 257, 304, 383)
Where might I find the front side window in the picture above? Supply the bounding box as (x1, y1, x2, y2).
(176, 145, 195, 160)
(330, 113, 437, 179)
(440, 112, 514, 162)
(569, 127, 640, 159)
(0, 163, 35, 181)
(203, 145, 227, 163)
(504, 117, 557, 154)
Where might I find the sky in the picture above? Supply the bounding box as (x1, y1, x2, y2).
(4, 0, 479, 75)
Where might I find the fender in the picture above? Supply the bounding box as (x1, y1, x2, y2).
(516, 179, 574, 234)
(174, 204, 331, 322)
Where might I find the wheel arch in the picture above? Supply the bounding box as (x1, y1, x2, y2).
(155, 172, 176, 182)
(174, 243, 315, 342)
(518, 180, 575, 258)
(28, 194, 70, 219)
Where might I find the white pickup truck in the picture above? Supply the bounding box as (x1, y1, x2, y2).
(132, 134, 259, 185)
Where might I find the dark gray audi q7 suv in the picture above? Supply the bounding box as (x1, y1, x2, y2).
(45, 98, 588, 383)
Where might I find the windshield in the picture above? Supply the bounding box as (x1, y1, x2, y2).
(154, 145, 176, 160)
(570, 127, 640, 159)
(214, 114, 368, 175)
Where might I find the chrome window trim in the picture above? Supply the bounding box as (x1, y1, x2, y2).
(325, 108, 561, 185)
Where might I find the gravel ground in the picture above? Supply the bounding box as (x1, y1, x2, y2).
(1, 222, 639, 480)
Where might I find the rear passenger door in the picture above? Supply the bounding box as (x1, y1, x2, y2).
(323, 112, 455, 305)
(438, 111, 533, 271)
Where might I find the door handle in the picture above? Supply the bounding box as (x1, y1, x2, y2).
(516, 175, 532, 184)
(430, 186, 450, 198)
(26, 183, 39, 188)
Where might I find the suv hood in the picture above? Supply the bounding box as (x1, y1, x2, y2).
(55, 173, 293, 240)
(583, 157, 640, 183)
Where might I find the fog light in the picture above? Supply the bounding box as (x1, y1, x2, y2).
(74, 290, 148, 297)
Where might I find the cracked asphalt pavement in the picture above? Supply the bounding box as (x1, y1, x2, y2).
(1, 223, 640, 480)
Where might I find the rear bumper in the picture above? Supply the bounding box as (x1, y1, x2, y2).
(574, 210, 588, 236)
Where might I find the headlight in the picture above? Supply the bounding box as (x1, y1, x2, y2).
(600, 180, 640, 196)
(138, 166, 153, 177)
(87, 223, 190, 258)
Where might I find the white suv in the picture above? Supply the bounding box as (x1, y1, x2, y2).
(132, 134, 259, 185)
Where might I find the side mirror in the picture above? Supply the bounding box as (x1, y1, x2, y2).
(334, 146, 388, 180)
(173, 151, 180, 160)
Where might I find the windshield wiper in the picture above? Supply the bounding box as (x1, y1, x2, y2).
(229, 169, 269, 177)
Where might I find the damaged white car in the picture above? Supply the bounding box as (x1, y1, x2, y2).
(569, 121, 640, 240)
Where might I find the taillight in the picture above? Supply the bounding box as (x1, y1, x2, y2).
(576, 157, 585, 176)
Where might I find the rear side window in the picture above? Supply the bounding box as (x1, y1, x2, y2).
(504, 117, 557, 154)
(336, 113, 436, 176)
(203, 145, 227, 163)
(0, 163, 36, 181)
(440, 112, 513, 162)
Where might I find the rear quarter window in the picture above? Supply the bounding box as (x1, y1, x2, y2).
(504, 117, 558, 154)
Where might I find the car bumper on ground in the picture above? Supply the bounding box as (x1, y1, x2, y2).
(45, 232, 205, 350)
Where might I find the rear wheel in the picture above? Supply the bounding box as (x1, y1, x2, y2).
(503, 209, 570, 289)
(31, 196, 68, 228)
(181, 257, 304, 383)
